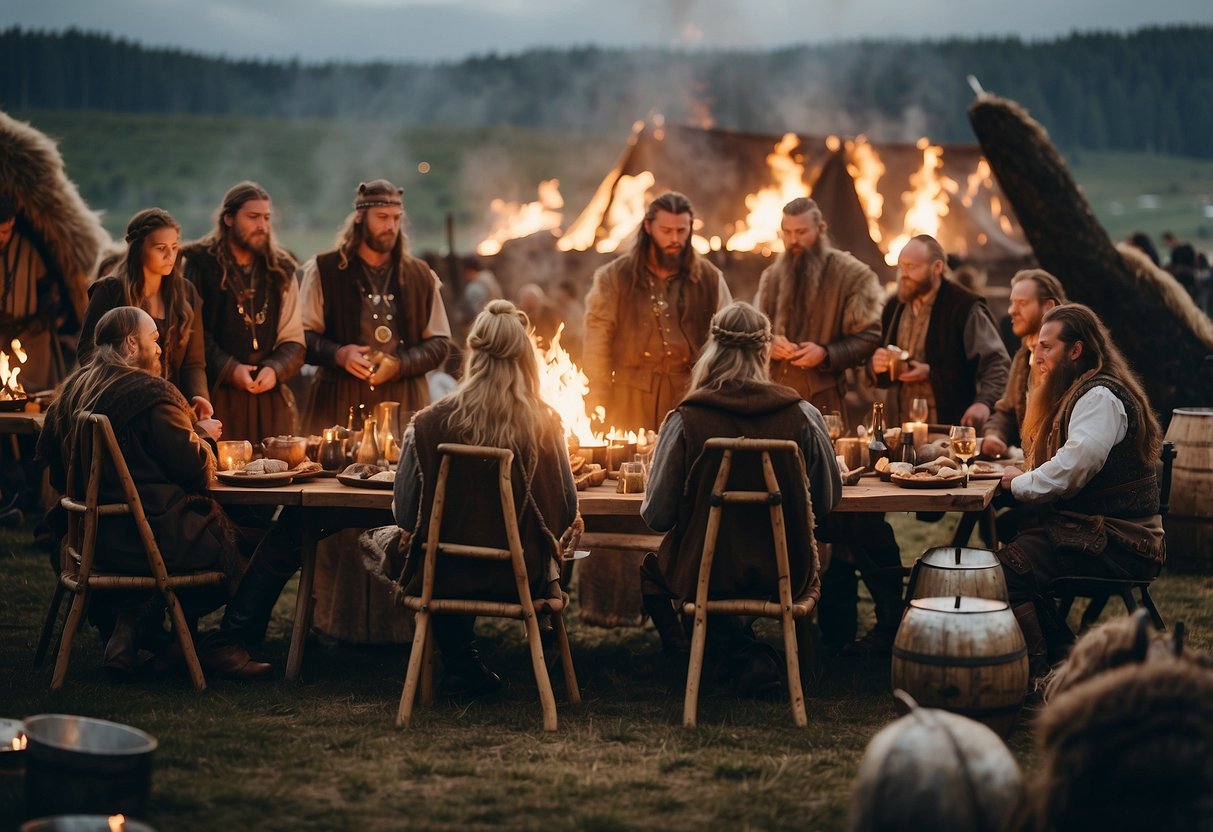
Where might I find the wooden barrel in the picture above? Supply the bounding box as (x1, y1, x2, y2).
(1163, 407, 1213, 574)
(908, 547, 1008, 602)
(891, 596, 1028, 737)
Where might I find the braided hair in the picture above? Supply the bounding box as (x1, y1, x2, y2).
(114, 208, 193, 362)
(688, 301, 774, 392)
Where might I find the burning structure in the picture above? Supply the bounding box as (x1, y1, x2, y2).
(479, 118, 1032, 302)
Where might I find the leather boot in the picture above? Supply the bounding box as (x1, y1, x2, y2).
(220, 566, 291, 645)
(843, 570, 905, 657)
(102, 612, 138, 680)
(643, 593, 690, 656)
(434, 616, 501, 698)
(1012, 601, 1050, 686)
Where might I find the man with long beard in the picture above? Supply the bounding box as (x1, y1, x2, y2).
(183, 182, 306, 442)
(583, 191, 732, 432)
(998, 304, 1165, 684)
(754, 197, 884, 418)
(300, 179, 451, 434)
(299, 179, 451, 644)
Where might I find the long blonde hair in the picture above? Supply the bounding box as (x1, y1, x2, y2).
(688, 302, 774, 392)
(443, 300, 557, 452)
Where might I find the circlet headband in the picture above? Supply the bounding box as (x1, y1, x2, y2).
(711, 323, 772, 347)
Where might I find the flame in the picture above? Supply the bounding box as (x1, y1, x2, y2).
(592, 171, 656, 254)
(11, 734, 26, 750)
(108, 815, 126, 832)
(883, 138, 957, 266)
(846, 138, 886, 244)
(0, 340, 26, 400)
(533, 326, 647, 445)
(476, 179, 564, 256)
(726, 133, 810, 252)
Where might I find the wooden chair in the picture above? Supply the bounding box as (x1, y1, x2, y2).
(1045, 440, 1174, 632)
(397, 443, 580, 732)
(33, 412, 226, 691)
(682, 437, 820, 728)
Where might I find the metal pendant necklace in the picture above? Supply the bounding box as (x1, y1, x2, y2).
(232, 264, 270, 351)
(361, 261, 396, 344)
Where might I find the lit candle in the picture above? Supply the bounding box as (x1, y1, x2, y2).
(911, 421, 929, 448)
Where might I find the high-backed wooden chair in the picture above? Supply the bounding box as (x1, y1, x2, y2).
(1045, 440, 1174, 632)
(681, 437, 821, 728)
(33, 412, 226, 691)
(397, 443, 580, 732)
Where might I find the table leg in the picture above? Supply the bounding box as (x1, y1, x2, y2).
(285, 521, 319, 682)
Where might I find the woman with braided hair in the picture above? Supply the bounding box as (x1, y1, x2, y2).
(640, 301, 841, 695)
(79, 208, 212, 420)
(392, 299, 578, 696)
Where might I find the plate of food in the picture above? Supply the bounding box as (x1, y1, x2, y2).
(890, 470, 966, 489)
(337, 463, 396, 489)
(288, 461, 328, 481)
(967, 460, 1006, 480)
(216, 470, 294, 488)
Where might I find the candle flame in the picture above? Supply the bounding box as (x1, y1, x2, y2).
(108, 814, 125, 832)
(11, 734, 26, 750)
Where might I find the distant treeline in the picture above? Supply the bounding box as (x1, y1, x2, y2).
(3, 25, 1212, 157)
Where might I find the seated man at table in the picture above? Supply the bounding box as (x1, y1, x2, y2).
(997, 304, 1165, 684)
(37, 306, 297, 679)
(640, 302, 840, 695)
(392, 300, 579, 697)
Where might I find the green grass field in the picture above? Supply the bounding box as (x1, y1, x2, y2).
(13, 111, 1213, 261)
(3, 514, 1211, 831)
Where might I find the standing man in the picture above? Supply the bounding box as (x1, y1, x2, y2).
(183, 182, 305, 442)
(754, 197, 884, 419)
(981, 269, 1068, 459)
(998, 304, 1164, 683)
(583, 191, 732, 433)
(872, 234, 1009, 428)
(300, 179, 451, 435)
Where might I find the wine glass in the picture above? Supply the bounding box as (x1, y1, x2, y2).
(909, 398, 929, 424)
(823, 412, 844, 442)
(949, 425, 977, 488)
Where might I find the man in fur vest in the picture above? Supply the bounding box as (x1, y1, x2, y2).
(754, 197, 884, 419)
(300, 179, 451, 434)
(873, 234, 1009, 428)
(182, 181, 306, 442)
(583, 191, 732, 432)
(981, 269, 1068, 458)
(998, 304, 1165, 684)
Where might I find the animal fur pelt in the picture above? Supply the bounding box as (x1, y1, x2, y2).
(0, 110, 110, 321)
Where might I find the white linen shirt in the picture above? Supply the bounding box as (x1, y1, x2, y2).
(1010, 385, 1127, 504)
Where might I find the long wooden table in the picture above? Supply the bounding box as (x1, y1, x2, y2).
(209, 475, 1001, 680)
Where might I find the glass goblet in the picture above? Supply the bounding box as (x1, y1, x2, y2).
(949, 425, 977, 487)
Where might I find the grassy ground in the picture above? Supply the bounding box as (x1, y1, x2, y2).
(2, 514, 1211, 831)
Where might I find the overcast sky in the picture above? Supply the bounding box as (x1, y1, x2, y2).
(3, 0, 1210, 62)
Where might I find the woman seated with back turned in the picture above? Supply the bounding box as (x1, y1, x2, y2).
(640, 301, 841, 696)
(78, 208, 213, 422)
(393, 299, 578, 697)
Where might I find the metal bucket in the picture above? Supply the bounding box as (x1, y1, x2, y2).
(22, 715, 157, 819)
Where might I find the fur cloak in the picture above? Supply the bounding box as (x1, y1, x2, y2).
(0, 110, 110, 323)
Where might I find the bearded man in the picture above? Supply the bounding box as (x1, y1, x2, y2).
(754, 197, 883, 418)
(583, 191, 732, 432)
(998, 304, 1165, 683)
(37, 306, 286, 679)
(873, 234, 1009, 427)
(300, 179, 451, 434)
(183, 182, 306, 442)
(981, 269, 1068, 458)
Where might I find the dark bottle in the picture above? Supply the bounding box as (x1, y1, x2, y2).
(897, 431, 917, 465)
(868, 402, 890, 469)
